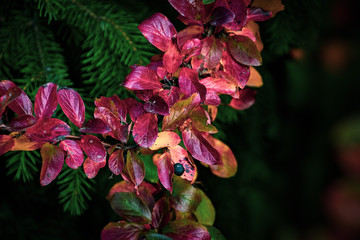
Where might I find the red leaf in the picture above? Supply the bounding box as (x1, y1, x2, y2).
(201, 36, 223, 69)
(200, 76, 238, 97)
(0, 86, 22, 116)
(10, 134, 42, 151)
(204, 90, 221, 106)
(0, 135, 14, 156)
(229, 88, 257, 110)
(168, 0, 205, 22)
(228, 35, 262, 66)
(162, 219, 211, 240)
(221, 51, 250, 88)
(209, 138, 237, 178)
(150, 131, 181, 150)
(209, 7, 235, 26)
(0, 80, 32, 116)
(182, 38, 202, 62)
(8, 114, 37, 131)
(123, 66, 162, 91)
(122, 150, 145, 188)
(151, 197, 171, 229)
(168, 145, 197, 183)
(178, 67, 207, 102)
(144, 95, 170, 116)
(153, 152, 174, 193)
(101, 221, 144, 240)
(79, 118, 111, 134)
(162, 93, 201, 131)
(94, 95, 127, 122)
(138, 13, 177, 52)
(57, 87, 85, 128)
(94, 107, 128, 142)
(223, 0, 247, 30)
(182, 129, 221, 165)
(247, 7, 272, 22)
(59, 140, 84, 169)
(124, 98, 145, 122)
(80, 135, 106, 162)
(132, 113, 158, 148)
(157, 87, 181, 108)
(134, 90, 154, 102)
(108, 149, 124, 175)
(83, 157, 106, 178)
(34, 82, 58, 119)
(40, 143, 64, 186)
(163, 43, 183, 73)
(178, 25, 204, 48)
(26, 118, 71, 143)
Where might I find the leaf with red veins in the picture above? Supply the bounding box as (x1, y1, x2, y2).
(101, 221, 144, 240)
(201, 36, 223, 69)
(132, 113, 158, 148)
(209, 6, 235, 26)
(83, 157, 106, 178)
(59, 139, 84, 169)
(138, 12, 177, 52)
(208, 138, 237, 178)
(26, 118, 71, 143)
(40, 143, 64, 186)
(200, 76, 238, 97)
(8, 114, 37, 131)
(57, 87, 85, 128)
(123, 66, 162, 91)
(79, 118, 111, 134)
(0, 135, 14, 156)
(182, 38, 202, 62)
(94, 95, 127, 122)
(162, 93, 201, 131)
(157, 87, 181, 108)
(10, 134, 42, 151)
(246, 7, 272, 22)
(247, 66, 263, 87)
(108, 149, 124, 175)
(153, 152, 174, 192)
(228, 35, 262, 66)
(34, 82, 58, 119)
(221, 50, 250, 88)
(150, 131, 181, 150)
(0, 80, 32, 116)
(163, 43, 183, 74)
(190, 106, 218, 134)
(0, 86, 22, 116)
(229, 88, 257, 110)
(178, 25, 204, 48)
(179, 67, 207, 102)
(168, 0, 205, 22)
(168, 145, 197, 183)
(204, 90, 221, 106)
(80, 135, 106, 162)
(94, 107, 128, 142)
(123, 98, 145, 123)
(182, 129, 221, 165)
(223, 0, 247, 30)
(122, 150, 145, 188)
(163, 219, 211, 240)
(144, 95, 170, 116)
(151, 197, 171, 229)
(134, 90, 154, 102)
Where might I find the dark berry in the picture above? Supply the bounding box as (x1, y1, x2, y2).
(174, 163, 185, 176)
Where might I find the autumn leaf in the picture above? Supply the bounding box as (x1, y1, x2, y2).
(132, 113, 158, 148)
(57, 87, 85, 128)
(171, 176, 202, 213)
(10, 134, 42, 151)
(123, 66, 162, 91)
(228, 35, 262, 66)
(162, 219, 211, 240)
(83, 157, 106, 178)
(26, 118, 71, 143)
(201, 36, 223, 69)
(194, 189, 215, 226)
(59, 139, 84, 169)
(153, 152, 174, 193)
(95, 95, 127, 122)
(168, 145, 197, 183)
(40, 143, 64, 186)
(122, 150, 145, 188)
(163, 43, 183, 73)
(229, 88, 257, 110)
(80, 135, 106, 162)
(168, 0, 205, 22)
(0, 80, 33, 116)
(79, 118, 111, 134)
(0, 135, 14, 156)
(101, 221, 144, 240)
(178, 67, 207, 102)
(34, 82, 58, 119)
(108, 149, 124, 175)
(144, 95, 170, 116)
(149, 131, 181, 150)
(151, 197, 171, 229)
(246, 66, 263, 87)
(208, 138, 237, 178)
(8, 114, 37, 131)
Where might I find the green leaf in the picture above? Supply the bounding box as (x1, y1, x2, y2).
(194, 189, 216, 226)
(171, 176, 202, 213)
(110, 192, 152, 224)
(145, 233, 173, 240)
(162, 219, 210, 240)
(203, 0, 216, 4)
(140, 154, 159, 183)
(205, 226, 226, 240)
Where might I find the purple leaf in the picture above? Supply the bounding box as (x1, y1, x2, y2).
(209, 7, 235, 26)
(247, 7, 272, 22)
(40, 143, 64, 186)
(57, 87, 85, 128)
(162, 219, 211, 240)
(178, 25, 204, 48)
(101, 221, 144, 240)
(221, 51, 250, 88)
(144, 95, 170, 116)
(124, 98, 145, 122)
(94, 95, 127, 122)
(26, 118, 71, 143)
(178, 67, 207, 102)
(132, 113, 158, 148)
(83, 157, 106, 178)
(0, 80, 32, 116)
(138, 13, 177, 52)
(157, 87, 181, 108)
(0, 86, 22, 117)
(201, 36, 223, 69)
(94, 107, 128, 142)
(154, 152, 174, 193)
(108, 149, 124, 175)
(228, 35, 262, 66)
(34, 82, 58, 119)
(168, 0, 205, 22)
(80, 135, 106, 162)
(122, 150, 145, 188)
(182, 129, 221, 165)
(59, 140, 84, 169)
(123, 66, 162, 91)
(151, 197, 171, 229)
(8, 114, 37, 131)
(229, 88, 257, 110)
(79, 118, 111, 134)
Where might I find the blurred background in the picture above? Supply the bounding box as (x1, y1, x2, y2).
(1, 0, 360, 239)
